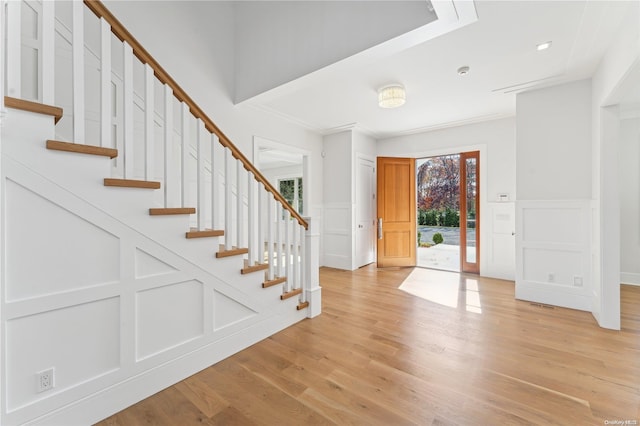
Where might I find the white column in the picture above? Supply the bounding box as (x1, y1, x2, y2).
(284, 209, 291, 292)
(236, 162, 244, 248)
(197, 119, 206, 230)
(304, 217, 321, 318)
(292, 221, 299, 291)
(41, 0, 55, 104)
(267, 196, 275, 280)
(224, 148, 233, 250)
(6, 0, 21, 98)
(257, 183, 265, 266)
(211, 134, 220, 230)
(276, 204, 283, 279)
(163, 85, 173, 207)
(72, 1, 85, 143)
(247, 172, 256, 265)
(180, 102, 190, 207)
(144, 64, 154, 180)
(100, 18, 112, 148)
(123, 42, 134, 178)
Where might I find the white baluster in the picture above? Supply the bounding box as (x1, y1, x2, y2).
(100, 18, 112, 148)
(180, 102, 190, 207)
(0, 0, 4, 110)
(163, 85, 173, 207)
(197, 119, 206, 231)
(284, 209, 291, 292)
(72, 1, 85, 143)
(123, 42, 134, 178)
(277, 203, 283, 280)
(224, 148, 233, 250)
(299, 224, 306, 299)
(247, 172, 256, 265)
(144, 64, 154, 180)
(267, 196, 275, 280)
(258, 183, 265, 266)
(211, 134, 220, 230)
(292, 220, 299, 291)
(236, 161, 244, 249)
(41, 0, 54, 104)
(6, 0, 21, 98)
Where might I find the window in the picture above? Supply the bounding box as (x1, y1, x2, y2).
(278, 177, 303, 214)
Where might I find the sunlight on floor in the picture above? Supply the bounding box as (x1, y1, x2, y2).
(398, 268, 483, 314)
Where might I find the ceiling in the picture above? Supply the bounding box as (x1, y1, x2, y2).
(240, 0, 636, 139)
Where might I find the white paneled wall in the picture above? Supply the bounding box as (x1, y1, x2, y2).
(515, 200, 592, 311)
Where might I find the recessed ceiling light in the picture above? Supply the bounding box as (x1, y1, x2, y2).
(537, 41, 552, 51)
(457, 66, 470, 76)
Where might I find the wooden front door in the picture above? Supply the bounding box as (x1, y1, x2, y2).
(376, 157, 416, 267)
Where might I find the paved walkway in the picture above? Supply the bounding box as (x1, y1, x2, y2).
(417, 242, 477, 272)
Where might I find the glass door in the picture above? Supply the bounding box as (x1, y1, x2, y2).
(460, 151, 479, 273)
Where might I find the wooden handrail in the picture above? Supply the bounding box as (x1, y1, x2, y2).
(83, 0, 308, 229)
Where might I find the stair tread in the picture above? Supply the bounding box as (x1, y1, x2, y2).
(149, 207, 196, 215)
(263, 276, 287, 288)
(281, 288, 303, 300)
(5, 96, 63, 123)
(216, 246, 249, 258)
(297, 301, 309, 310)
(105, 178, 160, 189)
(241, 262, 269, 275)
(47, 140, 118, 158)
(186, 229, 224, 239)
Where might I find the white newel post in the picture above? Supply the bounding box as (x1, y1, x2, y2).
(303, 217, 321, 318)
(0, 0, 6, 121)
(6, 0, 20, 99)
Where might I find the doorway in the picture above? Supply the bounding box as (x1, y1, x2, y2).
(415, 151, 479, 273)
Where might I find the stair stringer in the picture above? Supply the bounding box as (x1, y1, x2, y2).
(1, 108, 282, 288)
(0, 110, 307, 425)
(0, 155, 306, 426)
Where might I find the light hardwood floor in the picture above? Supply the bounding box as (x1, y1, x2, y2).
(97, 265, 640, 425)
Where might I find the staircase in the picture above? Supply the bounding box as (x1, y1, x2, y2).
(0, 1, 320, 425)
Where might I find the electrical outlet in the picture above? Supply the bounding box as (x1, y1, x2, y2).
(548, 273, 555, 283)
(573, 276, 583, 287)
(37, 368, 54, 393)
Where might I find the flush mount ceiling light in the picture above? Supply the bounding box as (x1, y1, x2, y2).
(457, 66, 470, 76)
(537, 41, 552, 51)
(378, 85, 406, 108)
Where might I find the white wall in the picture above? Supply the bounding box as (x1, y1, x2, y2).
(620, 116, 640, 285)
(321, 129, 376, 270)
(514, 80, 593, 312)
(322, 131, 352, 269)
(590, 1, 640, 329)
(377, 117, 516, 279)
(233, 1, 435, 102)
(516, 79, 592, 200)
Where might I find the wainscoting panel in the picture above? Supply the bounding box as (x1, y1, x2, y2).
(5, 297, 121, 412)
(136, 280, 205, 361)
(516, 200, 592, 311)
(5, 179, 120, 302)
(135, 248, 178, 279)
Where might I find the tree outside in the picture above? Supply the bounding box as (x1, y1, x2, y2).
(417, 155, 461, 229)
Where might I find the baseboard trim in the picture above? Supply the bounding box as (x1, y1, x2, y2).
(27, 312, 306, 426)
(621, 272, 640, 286)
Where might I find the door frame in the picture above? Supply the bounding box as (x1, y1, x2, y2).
(354, 153, 376, 268)
(460, 150, 480, 273)
(379, 144, 487, 274)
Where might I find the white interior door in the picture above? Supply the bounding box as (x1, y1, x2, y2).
(487, 202, 516, 280)
(356, 157, 376, 267)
